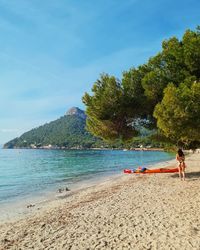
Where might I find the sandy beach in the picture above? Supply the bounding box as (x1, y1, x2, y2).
(0, 152, 200, 250)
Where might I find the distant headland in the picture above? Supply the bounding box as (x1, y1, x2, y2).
(3, 107, 104, 149)
(3, 107, 164, 150)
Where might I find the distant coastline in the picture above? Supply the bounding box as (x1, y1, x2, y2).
(4, 107, 166, 151)
(3, 145, 164, 151)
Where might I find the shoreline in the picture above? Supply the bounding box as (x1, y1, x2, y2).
(0, 155, 176, 224)
(1, 153, 200, 249)
(0, 171, 123, 224)
(2, 146, 165, 151)
(0, 149, 175, 223)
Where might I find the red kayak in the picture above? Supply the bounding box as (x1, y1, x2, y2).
(124, 167, 178, 174)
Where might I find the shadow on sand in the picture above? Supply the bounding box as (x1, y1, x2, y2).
(170, 171, 200, 180)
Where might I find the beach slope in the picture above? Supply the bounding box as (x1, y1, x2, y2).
(0, 153, 200, 250)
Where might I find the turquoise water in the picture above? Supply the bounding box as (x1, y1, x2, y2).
(0, 149, 174, 205)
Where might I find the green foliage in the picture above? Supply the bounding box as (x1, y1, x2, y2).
(154, 80, 200, 145)
(122, 66, 150, 115)
(83, 74, 139, 141)
(83, 26, 200, 148)
(4, 115, 105, 149)
(183, 28, 200, 77)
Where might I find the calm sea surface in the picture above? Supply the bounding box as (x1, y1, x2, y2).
(0, 149, 174, 206)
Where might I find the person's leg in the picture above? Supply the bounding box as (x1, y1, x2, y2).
(182, 171, 185, 180)
(178, 165, 182, 180)
(181, 163, 186, 181)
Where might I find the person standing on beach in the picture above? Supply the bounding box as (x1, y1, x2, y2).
(176, 149, 186, 180)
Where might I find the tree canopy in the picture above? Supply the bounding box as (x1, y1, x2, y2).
(82, 27, 200, 148)
(154, 79, 200, 146)
(82, 74, 137, 141)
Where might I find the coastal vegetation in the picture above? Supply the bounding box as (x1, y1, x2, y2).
(3, 107, 164, 149)
(83, 27, 200, 149)
(4, 108, 164, 149)
(3, 109, 104, 149)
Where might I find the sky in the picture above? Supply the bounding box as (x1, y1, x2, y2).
(0, 0, 200, 144)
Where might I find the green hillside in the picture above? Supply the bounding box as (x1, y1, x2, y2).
(3, 108, 104, 149)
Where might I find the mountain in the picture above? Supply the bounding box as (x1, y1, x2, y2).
(3, 107, 105, 149)
(65, 107, 86, 119)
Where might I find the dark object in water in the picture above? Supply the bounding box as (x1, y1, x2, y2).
(58, 187, 70, 193)
(58, 188, 64, 193)
(27, 204, 35, 208)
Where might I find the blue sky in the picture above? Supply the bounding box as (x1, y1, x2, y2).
(0, 0, 200, 144)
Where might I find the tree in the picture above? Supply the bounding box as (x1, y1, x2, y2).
(122, 65, 150, 116)
(183, 27, 200, 78)
(154, 80, 200, 146)
(82, 74, 140, 141)
(83, 27, 200, 147)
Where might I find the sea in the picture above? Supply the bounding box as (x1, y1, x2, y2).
(0, 148, 174, 218)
